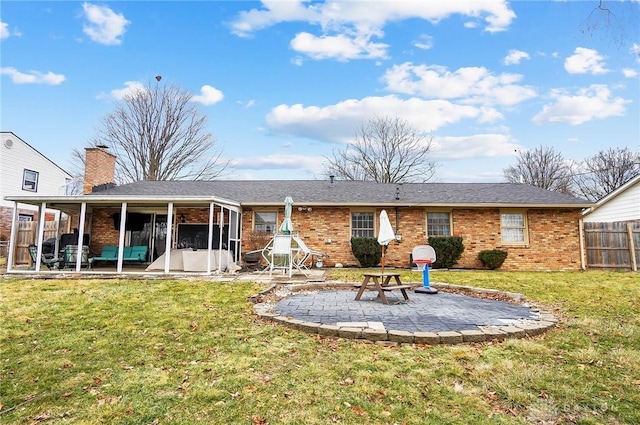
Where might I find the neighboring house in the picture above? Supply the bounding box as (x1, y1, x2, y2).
(581, 175, 640, 271)
(0, 132, 73, 255)
(5, 147, 594, 275)
(582, 175, 640, 223)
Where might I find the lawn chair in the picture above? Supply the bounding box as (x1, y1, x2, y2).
(62, 245, 93, 270)
(291, 235, 327, 273)
(28, 244, 62, 270)
(264, 234, 295, 277)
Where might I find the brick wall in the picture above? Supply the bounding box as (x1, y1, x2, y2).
(454, 208, 582, 271)
(241, 206, 583, 271)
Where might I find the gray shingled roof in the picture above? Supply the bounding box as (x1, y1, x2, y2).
(89, 180, 593, 207)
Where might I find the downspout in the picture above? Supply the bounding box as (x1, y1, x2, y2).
(394, 206, 401, 242)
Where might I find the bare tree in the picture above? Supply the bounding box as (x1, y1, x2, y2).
(504, 146, 575, 194)
(572, 147, 640, 201)
(324, 116, 438, 183)
(79, 80, 228, 184)
(580, 0, 639, 48)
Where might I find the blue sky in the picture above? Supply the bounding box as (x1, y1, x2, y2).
(1, 0, 639, 182)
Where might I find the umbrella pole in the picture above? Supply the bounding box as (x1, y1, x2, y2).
(381, 246, 385, 274)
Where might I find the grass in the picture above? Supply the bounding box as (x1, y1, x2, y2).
(1, 270, 639, 424)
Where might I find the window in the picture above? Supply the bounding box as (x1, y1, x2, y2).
(501, 211, 528, 244)
(18, 214, 34, 222)
(351, 211, 374, 238)
(23, 169, 39, 192)
(427, 212, 451, 236)
(254, 211, 277, 234)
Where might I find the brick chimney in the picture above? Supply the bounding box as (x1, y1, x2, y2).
(83, 146, 116, 194)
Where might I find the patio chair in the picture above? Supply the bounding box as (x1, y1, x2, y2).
(291, 235, 327, 273)
(265, 234, 295, 277)
(62, 245, 93, 270)
(28, 244, 62, 270)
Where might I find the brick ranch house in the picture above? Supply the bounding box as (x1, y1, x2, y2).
(5, 147, 594, 275)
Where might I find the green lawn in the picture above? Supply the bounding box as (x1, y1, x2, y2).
(1, 271, 639, 424)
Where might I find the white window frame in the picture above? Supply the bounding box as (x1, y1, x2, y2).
(253, 210, 277, 234)
(351, 210, 375, 238)
(426, 210, 452, 237)
(500, 209, 528, 245)
(23, 169, 39, 192)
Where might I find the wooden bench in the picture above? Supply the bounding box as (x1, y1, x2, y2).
(355, 273, 411, 304)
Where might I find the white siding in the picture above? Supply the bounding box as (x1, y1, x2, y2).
(0, 132, 72, 209)
(583, 179, 640, 223)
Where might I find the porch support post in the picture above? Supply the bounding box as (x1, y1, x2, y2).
(74, 202, 88, 273)
(6, 201, 19, 272)
(34, 202, 48, 272)
(164, 203, 174, 273)
(207, 202, 215, 273)
(219, 205, 227, 270)
(231, 208, 241, 263)
(578, 218, 586, 270)
(117, 202, 128, 273)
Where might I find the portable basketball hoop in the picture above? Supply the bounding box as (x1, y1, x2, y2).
(412, 245, 438, 294)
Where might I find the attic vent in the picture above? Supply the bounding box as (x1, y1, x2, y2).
(4, 139, 13, 148)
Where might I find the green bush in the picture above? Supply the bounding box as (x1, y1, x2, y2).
(478, 249, 508, 270)
(427, 236, 464, 269)
(350, 237, 382, 268)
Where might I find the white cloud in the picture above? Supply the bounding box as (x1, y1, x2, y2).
(564, 47, 609, 74)
(237, 99, 256, 109)
(232, 153, 324, 170)
(0, 21, 9, 39)
(622, 68, 638, 78)
(191, 85, 224, 105)
(503, 49, 530, 65)
(102, 81, 145, 100)
(82, 3, 130, 45)
(413, 34, 433, 50)
(381, 62, 537, 106)
(265, 95, 498, 144)
(432, 133, 520, 160)
(290, 31, 388, 61)
(0, 67, 65, 85)
(632, 43, 640, 62)
(229, 153, 327, 177)
(532, 85, 629, 125)
(230, 1, 515, 60)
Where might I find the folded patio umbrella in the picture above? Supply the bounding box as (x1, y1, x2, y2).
(377, 209, 395, 274)
(279, 196, 294, 235)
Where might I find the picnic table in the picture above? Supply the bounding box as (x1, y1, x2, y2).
(354, 273, 412, 305)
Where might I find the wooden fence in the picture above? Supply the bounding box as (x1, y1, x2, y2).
(12, 221, 60, 265)
(583, 221, 640, 271)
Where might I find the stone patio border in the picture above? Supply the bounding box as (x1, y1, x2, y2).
(251, 281, 557, 345)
